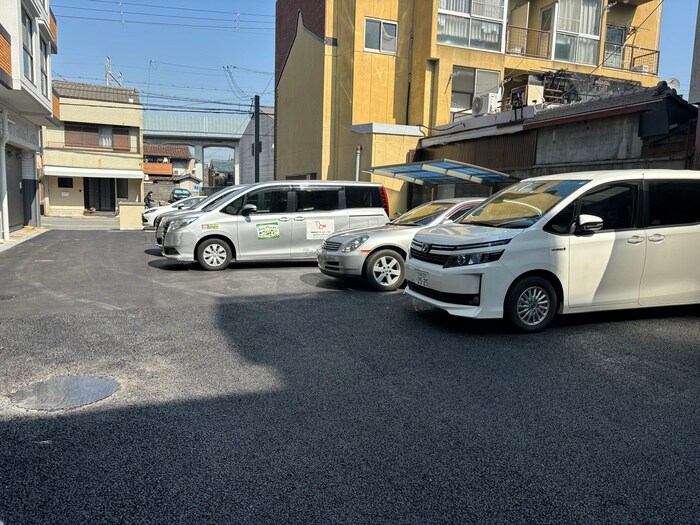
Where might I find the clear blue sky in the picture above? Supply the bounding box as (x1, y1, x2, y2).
(50, 0, 696, 131)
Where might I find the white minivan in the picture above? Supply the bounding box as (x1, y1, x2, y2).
(162, 181, 390, 270)
(405, 170, 700, 331)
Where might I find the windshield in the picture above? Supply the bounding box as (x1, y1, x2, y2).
(199, 185, 250, 212)
(460, 180, 588, 229)
(392, 202, 455, 226)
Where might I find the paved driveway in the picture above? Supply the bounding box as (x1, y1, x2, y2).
(1, 231, 699, 524)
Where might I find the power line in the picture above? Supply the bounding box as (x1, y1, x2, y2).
(83, 0, 274, 17)
(52, 4, 275, 24)
(54, 14, 274, 32)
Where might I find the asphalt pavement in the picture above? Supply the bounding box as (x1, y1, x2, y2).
(0, 230, 699, 524)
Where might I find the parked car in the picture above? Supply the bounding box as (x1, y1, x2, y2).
(141, 196, 206, 228)
(155, 185, 244, 245)
(162, 181, 390, 270)
(317, 198, 484, 291)
(405, 169, 700, 332)
(168, 188, 191, 203)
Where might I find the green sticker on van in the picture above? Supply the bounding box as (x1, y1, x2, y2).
(257, 222, 280, 240)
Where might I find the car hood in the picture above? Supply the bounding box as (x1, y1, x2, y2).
(327, 223, 419, 244)
(160, 209, 202, 223)
(412, 224, 523, 246)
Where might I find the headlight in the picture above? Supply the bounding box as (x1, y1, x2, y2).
(341, 235, 370, 252)
(169, 217, 197, 231)
(444, 250, 504, 268)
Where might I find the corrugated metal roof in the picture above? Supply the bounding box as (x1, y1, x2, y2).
(53, 81, 141, 104)
(144, 144, 192, 159)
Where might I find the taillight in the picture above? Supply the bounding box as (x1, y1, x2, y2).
(379, 186, 390, 217)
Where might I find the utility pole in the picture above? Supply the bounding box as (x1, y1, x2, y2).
(254, 94, 260, 183)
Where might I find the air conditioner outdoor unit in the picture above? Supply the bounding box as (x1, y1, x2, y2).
(473, 93, 499, 116)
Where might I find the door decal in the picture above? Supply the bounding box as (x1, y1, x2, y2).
(256, 222, 280, 240)
(306, 220, 334, 240)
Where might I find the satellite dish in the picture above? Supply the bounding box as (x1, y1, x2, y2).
(667, 78, 681, 92)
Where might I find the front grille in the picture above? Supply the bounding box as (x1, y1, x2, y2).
(322, 240, 342, 251)
(410, 248, 448, 266)
(408, 282, 480, 306)
(323, 261, 340, 270)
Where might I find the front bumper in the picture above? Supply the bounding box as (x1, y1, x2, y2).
(316, 248, 365, 278)
(163, 228, 197, 262)
(405, 257, 513, 319)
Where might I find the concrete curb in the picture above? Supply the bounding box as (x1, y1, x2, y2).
(0, 228, 48, 254)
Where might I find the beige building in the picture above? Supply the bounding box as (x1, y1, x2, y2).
(43, 81, 144, 216)
(275, 0, 662, 214)
(0, 0, 59, 239)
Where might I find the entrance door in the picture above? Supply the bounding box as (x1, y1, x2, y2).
(6, 146, 24, 229)
(84, 178, 115, 212)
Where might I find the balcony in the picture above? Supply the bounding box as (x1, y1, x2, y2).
(143, 162, 174, 176)
(602, 44, 659, 76)
(506, 26, 551, 60)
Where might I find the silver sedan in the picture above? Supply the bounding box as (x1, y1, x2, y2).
(317, 198, 484, 291)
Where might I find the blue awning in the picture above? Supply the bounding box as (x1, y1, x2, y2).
(365, 159, 515, 186)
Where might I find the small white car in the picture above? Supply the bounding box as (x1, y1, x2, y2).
(317, 198, 484, 291)
(142, 196, 206, 228)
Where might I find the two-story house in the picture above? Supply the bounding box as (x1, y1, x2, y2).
(0, 0, 58, 240)
(43, 81, 144, 216)
(276, 0, 663, 212)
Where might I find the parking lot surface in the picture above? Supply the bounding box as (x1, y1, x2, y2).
(1, 230, 699, 524)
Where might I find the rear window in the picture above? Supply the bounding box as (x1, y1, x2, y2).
(345, 186, 382, 209)
(648, 180, 700, 227)
(295, 188, 341, 212)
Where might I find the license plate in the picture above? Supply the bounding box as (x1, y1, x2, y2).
(416, 270, 429, 288)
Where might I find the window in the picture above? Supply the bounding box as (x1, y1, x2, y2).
(451, 66, 499, 113)
(579, 182, 638, 231)
(116, 179, 129, 199)
(437, 0, 505, 52)
(113, 128, 130, 150)
(223, 189, 289, 215)
(647, 180, 700, 227)
(365, 19, 397, 54)
(544, 202, 576, 234)
(57, 177, 73, 189)
(40, 39, 48, 97)
(295, 188, 341, 212)
(345, 186, 382, 209)
(99, 126, 113, 148)
(554, 0, 602, 65)
(603, 25, 626, 69)
(22, 10, 34, 82)
(64, 123, 99, 148)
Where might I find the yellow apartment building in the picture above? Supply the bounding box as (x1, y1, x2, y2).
(43, 81, 144, 216)
(275, 0, 662, 213)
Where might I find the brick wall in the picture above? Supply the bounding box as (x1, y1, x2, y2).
(275, 0, 325, 82)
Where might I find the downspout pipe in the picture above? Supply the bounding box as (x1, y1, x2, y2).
(354, 145, 362, 182)
(0, 109, 9, 241)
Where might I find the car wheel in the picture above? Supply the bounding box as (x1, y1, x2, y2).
(197, 238, 232, 271)
(504, 276, 557, 332)
(365, 249, 405, 292)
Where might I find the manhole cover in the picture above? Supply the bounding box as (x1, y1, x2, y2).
(11, 376, 119, 411)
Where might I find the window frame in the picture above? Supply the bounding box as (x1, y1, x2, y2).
(40, 38, 48, 97)
(644, 179, 700, 229)
(57, 177, 74, 189)
(364, 18, 398, 55)
(450, 66, 500, 114)
(22, 10, 34, 82)
(437, 0, 506, 52)
(553, 0, 603, 66)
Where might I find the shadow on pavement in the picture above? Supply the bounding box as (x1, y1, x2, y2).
(143, 248, 163, 257)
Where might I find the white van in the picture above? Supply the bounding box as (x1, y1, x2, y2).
(162, 181, 390, 270)
(405, 170, 700, 331)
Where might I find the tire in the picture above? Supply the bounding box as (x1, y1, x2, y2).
(504, 276, 557, 332)
(364, 249, 405, 292)
(197, 238, 232, 271)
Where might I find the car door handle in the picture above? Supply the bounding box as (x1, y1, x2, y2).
(649, 234, 665, 243)
(278, 217, 290, 222)
(293, 216, 305, 222)
(627, 236, 644, 245)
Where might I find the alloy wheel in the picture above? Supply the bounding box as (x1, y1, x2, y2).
(516, 286, 550, 326)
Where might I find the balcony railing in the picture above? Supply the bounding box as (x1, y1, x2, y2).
(46, 140, 138, 154)
(602, 44, 659, 75)
(143, 162, 174, 176)
(506, 26, 551, 60)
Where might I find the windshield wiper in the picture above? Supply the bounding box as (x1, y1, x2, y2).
(463, 221, 498, 227)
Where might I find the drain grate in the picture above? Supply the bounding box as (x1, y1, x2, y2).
(11, 376, 119, 411)
(0, 295, 15, 301)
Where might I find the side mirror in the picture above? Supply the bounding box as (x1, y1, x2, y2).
(241, 203, 257, 215)
(575, 214, 603, 235)
(176, 204, 184, 209)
